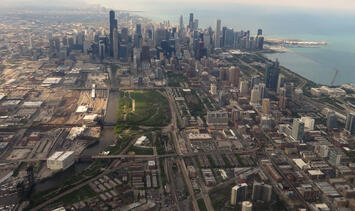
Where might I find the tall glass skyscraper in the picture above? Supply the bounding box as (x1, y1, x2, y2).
(109, 10, 117, 57)
(292, 118, 305, 141)
(345, 112, 355, 135)
(264, 60, 280, 91)
(189, 13, 194, 31)
(215, 19, 221, 48)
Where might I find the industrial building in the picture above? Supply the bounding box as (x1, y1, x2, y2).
(187, 133, 212, 142)
(47, 151, 75, 170)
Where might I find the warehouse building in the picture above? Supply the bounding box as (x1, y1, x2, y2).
(47, 151, 75, 170)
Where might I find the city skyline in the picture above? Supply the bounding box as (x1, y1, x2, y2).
(0, 3, 354, 210)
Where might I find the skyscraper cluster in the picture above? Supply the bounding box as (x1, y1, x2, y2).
(45, 12, 265, 71)
(216, 24, 264, 50)
(151, 13, 264, 60)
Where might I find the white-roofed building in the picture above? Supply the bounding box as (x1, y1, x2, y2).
(308, 170, 325, 180)
(293, 158, 310, 170)
(42, 77, 62, 87)
(76, 105, 88, 113)
(301, 116, 315, 131)
(134, 136, 149, 146)
(187, 133, 212, 142)
(83, 114, 98, 122)
(47, 151, 75, 170)
(23, 101, 43, 108)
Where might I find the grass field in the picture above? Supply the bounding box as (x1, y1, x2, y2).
(117, 90, 171, 127)
(109, 127, 140, 155)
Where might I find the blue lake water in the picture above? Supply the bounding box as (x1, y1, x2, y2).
(264, 34, 355, 85)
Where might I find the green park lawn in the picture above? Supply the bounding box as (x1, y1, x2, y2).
(117, 90, 171, 127)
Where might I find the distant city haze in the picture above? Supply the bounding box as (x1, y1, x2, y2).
(3, 0, 355, 12)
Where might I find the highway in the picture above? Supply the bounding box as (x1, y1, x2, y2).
(2, 148, 259, 164)
(166, 158, 182, 211)
(69, 86, 181, 91)
(92, 149, 258, 159)
(165, 87, 201, 211)
(198, 181, 214, 211)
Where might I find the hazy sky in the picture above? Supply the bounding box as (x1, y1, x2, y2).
(91, 0, 355, 11)
(3, 0, 355, 12)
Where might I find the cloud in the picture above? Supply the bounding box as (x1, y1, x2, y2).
(1, 0, 91, 8)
